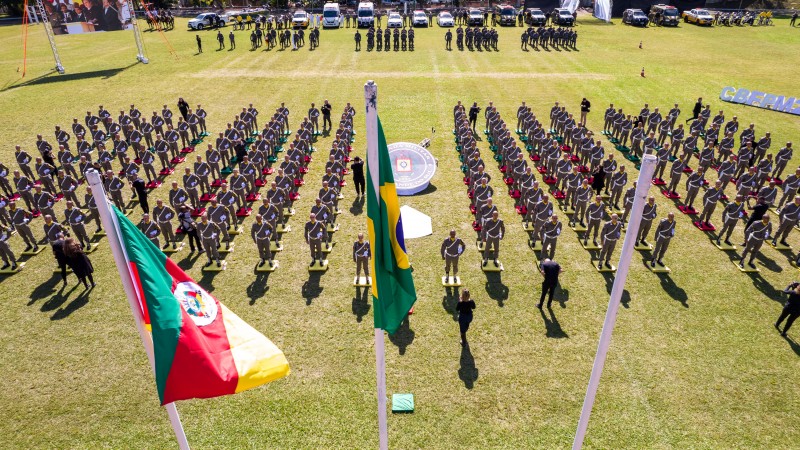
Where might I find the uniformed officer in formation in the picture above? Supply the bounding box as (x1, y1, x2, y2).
(353, 233, 371, 281)
(251, 214, 275, 268)
(441, 229, 466, 283)
(716, 195, 746, 246)
(0, 224, 17, 271)
(772, 196, 800, 248)
(63, 200, 91, 249)
(540, 214, 562, 260)
(8, 201, 38, 252)
(481, 210, 505, 267)
(597, 214, 622, 269)
(304, 212, 328, 266)
(740, 215, 771, 269)
(197, 213, 222, 268)
(636, 196, 658, 246)
(651, 213, 676, 267)
(152, 199, 177, 250)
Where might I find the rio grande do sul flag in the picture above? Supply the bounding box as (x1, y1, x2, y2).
(112, 206, 289, 405)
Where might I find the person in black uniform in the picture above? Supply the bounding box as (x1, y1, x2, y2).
(350, 156, 365, 199)
(686, 97, 703, 123)
(217, 30, 225, 50)
(177, 98, 190, 121)
(132, 176, 148, 214)
(354, 29, 361, 51)
(229, 30, 236, 49)
(445, 29, 452, 50)
(538, 257, 564, 309)
(468, 102, 480, 131)
(776, 282, 800, 337)
(51, 233, 70, 287)
(580, 98, 591, 127)
(178, 205, 203, 253)
(196, 34, 202, 53)
(321, 100, 332, 131)
(456, 288, 476, 346)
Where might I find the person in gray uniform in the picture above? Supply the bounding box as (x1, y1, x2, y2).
(152, 199, 176, 250)
(441, 229, 466, 282)
(197, 213, 222, 267)
(739, 215, 772, 269)
(621, 181, 637, 225)
(530, 195, 553, 247)
(609, 165, 627, 209)
(353, 233, 371, 280)
(651, 213, 676, 266)
(8, 201, 37, 251)
(772, 142, 793, 181)
(772, 196, 800, 248)
(208, 198, 231, 250)
(683, 167, 705, 210)
(0, 224, 17, 270)
(698, 180, 723, 227)
(251, 214, 275, 268)
(480, 210, 505, 267)
(597, 214, 622, 269)
(33, 185, 56, 220)
(63, 200, 90, 249)
(540, 214, 562, 260)
(138, 213, 161, 247)
(571, 179, 592, 227)
(637, 196, 658, 246)
(304, 213, 328, 266)
(716, 195, 746, 246)
(777, 168, 800, 211)
(584, 196, 605, 246)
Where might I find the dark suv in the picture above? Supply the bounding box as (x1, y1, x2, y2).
(552, 8, 574, 26)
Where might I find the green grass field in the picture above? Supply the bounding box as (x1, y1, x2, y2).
(1, 15, 799, 448)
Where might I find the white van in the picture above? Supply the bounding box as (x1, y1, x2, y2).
(322, 2, 342, 28)
(357, 2, 375, 28)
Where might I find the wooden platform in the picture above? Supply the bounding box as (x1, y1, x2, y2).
(162, 242, 184, 254)
(0, 262, 24, 274)
(581, 240, 601, 250)
(21, 247, 45, 256)
(595, 263, 617, 273)
(647, 261, 671, 273)
(634, 242, 653, 251)
(441, 276, 462, 287)
(327, 223, 340, 233)
(83, 243, 99, 254)
(276, 224, 291, 233)
(353, 276, 372, 287)
(202, 260, 227, 272)
(228, 226, 244, 235)
(218, 242, 235, 255)
(570, 223, 587, 232)
(255, 260, 278, 272)
(270, 242, 284, 252)
(481, 260, 504, 272)
(309, 260, 329, 272)
(712, 240, 737, 251)
(735, 260, 759, 273)
(322, 242, 335, 254)
(528, 240, 543, 251)
(770, 241, 792, 251)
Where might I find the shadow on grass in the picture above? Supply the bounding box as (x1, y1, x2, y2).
(247, 271, 271, 305)
(28, 276, 62, 305)
(352, 286, 371, 322)
(539, 306, 569, 338)
(1, 62, 139, 92)
(51, 290, 90, 320)
(749, 273, 786, 304)
(442, 286, 459, 320)
(388, 317, 414, 355)
(350, 197, 364, 216)
(554, 286, 570, 308)
(302, 272, 324, 306)
(415, 183, 438, 196)
(782, 334, 800, 357)
(176, 251, 202, 272)
(458, 344, 478, 389)
(40, 283, 79, 312)
(657, 273, 688, 308)
(483, 272, 509, 307)
(603, 272, 631, 308)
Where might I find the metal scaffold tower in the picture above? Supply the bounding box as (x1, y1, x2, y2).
(127, 0, 149, 64)
(34, 0, 65, 74)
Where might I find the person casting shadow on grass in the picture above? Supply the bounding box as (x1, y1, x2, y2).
(457, 289, 476, 346)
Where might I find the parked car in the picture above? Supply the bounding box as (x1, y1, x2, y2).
(497, 5, 516, 25)
(412, 10, 428, 26)
(187, 13, 226, 30)
(623, 8, 649, 26)
(552, 8, 574, 26)
(682, 8, 714, 25)
(387, 12, 402, 28)
(437, 11, 454, 27)
(468, 8, 484, 26)
(649, 4, 680, 26)
(292, 10, 310, 28)
(525, 8, 546, 26)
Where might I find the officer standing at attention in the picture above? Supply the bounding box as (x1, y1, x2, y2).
(445, 29, 453, 50)
(197, 213, 222, 268)
(305, 212, 328, 266)
(650, 212, 676, 267)
(251, 214, 275, 268)
(597, 214, 622, 269)
(354, 29, 361, 51)
(740, 215, 772, 269)
(481, 210, 505, 267)
(196, 35, 202, 53)
(441, 229, 466, 283)
(229, 30, 236, 49)
(353, 233, 371, 281)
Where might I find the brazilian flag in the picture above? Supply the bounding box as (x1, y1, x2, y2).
(366, 117, 417, 334)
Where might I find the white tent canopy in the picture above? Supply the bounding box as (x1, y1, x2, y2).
(561, 0, 580, 14)
(593, 0, 612, 22)
(400, 205, 432, 239)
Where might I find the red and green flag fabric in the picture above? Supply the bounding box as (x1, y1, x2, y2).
(366, 116, 417, 334)
(112, 206, 289, 405)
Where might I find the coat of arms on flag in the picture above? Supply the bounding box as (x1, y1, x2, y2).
(395, 156, 412, 172)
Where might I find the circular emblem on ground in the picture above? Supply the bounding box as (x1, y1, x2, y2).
(174, 281, 218, 327)
(387, 142, 437, 196)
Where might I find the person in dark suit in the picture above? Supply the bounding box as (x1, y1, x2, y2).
(537, 258, 564, 309)
(64, 237, 95, 289)
(591, 164, 606, 195)
(82, 0, 100, 28)
(350, 156, 365, 199)
(468, 102, 480, 131)
(101, 0, 122, 31)
(51, 233, 70, 287)
(776, 282, 800, 337)
(177, 98, 190, 121)
(456, 289, 476, 346)
(686, 97, 703, 123)
(132, 176, 148, 213)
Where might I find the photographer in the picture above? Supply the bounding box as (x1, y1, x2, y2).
(776, 282, 800, 337)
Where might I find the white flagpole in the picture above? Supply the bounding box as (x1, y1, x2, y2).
(86, 170, 190, 450)
(572, 154, 657, 450)
(364, 80, 389, 450)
